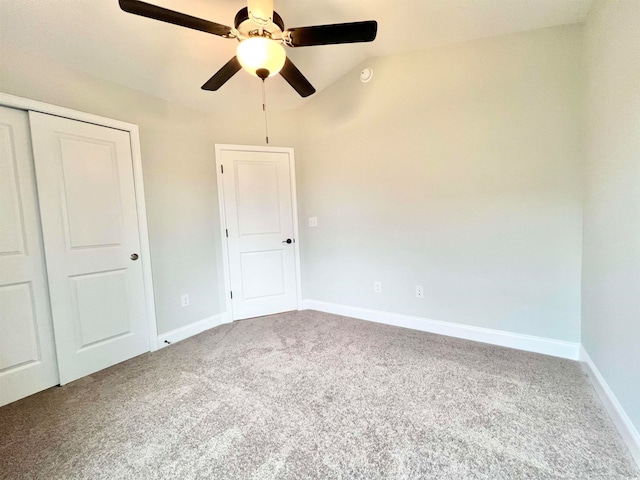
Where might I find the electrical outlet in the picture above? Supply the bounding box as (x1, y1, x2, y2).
(415, 285, 424, 299)
(181, 294, 190, 307)
(374, 281, 382, 293)
(309, 216, 318, 227)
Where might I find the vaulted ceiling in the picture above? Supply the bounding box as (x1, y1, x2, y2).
(1, 0, 592, 112)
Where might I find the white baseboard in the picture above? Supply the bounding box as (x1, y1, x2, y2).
(580, 346, 640, 466)
(157, 313, 230, 349)
(303, 299, 580, 360)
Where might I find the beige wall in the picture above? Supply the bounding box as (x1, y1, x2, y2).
(296, 25, 584, 341)
(2, 25, 586, 345)
(0, 45, 298, 335)
(582, 0, 640, 434)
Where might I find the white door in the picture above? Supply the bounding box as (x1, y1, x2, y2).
(217, 146, 300, 320)
(0, 106, 59, 406)
(29, 112, 150, 385)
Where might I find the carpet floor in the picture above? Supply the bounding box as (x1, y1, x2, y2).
(0, 310, 638, 479)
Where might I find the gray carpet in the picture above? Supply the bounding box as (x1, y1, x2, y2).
(1, 310, 638, 479)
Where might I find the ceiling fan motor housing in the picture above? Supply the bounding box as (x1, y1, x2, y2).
(234, 7, 285, 39)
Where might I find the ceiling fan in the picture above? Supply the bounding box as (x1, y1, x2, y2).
(118, 0, 378, 97)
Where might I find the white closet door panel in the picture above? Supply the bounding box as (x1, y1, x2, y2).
(59, 137, 124, 248)
(0, 106, 59, 406)
(0, 128, 25, 255)
(29, 112, 149, 385)
(72, 269, 131, 348)
(0, 283, 40, 369)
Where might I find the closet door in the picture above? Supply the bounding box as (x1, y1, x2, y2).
(0, 106, 59, 406)
(29, 112, 150, 385)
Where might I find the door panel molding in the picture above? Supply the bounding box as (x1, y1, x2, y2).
(0, 92, 158, 355)
(215, 144, 302, 320)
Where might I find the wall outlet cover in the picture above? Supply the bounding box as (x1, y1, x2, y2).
(181, 294, 190, 307)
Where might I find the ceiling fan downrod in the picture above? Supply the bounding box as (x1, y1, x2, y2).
(256, 68, 270, 144)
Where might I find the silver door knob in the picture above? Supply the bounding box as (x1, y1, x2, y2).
(130, 253, 139, 261)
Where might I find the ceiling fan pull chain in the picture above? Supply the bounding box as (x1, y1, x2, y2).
(262, 78, 269, 144)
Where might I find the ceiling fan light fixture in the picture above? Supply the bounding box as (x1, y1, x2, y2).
(236, 37, 286, 78)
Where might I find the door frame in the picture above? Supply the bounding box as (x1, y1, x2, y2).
(0, 92, 159, 352)
(215, 144, 303, 320)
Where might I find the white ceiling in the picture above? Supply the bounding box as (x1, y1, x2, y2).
(1, 0, 592, 112)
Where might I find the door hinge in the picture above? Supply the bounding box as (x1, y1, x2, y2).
(225, 229, 228, 238)
(220, 165, 224, 174)
(230, 291, 233, 299)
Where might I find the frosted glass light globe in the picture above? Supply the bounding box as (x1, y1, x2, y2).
(237, 37, 286, 78)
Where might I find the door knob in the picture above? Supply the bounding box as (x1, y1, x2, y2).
(130, 253, 139, 261)
(282, 239, 293, 244)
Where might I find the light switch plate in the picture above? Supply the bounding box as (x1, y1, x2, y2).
(309, 216, 318, 227)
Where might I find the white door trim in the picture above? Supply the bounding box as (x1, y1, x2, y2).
(215, 144, 303, 320)
(0, 92, 159, 352)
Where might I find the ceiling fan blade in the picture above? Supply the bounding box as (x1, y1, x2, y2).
(285, 20, 377, 47)
(201, 57, 242, 91)
(247, 0, 274, 26)
(279, 58, 316, 97)
(118, 0, 233, 38)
